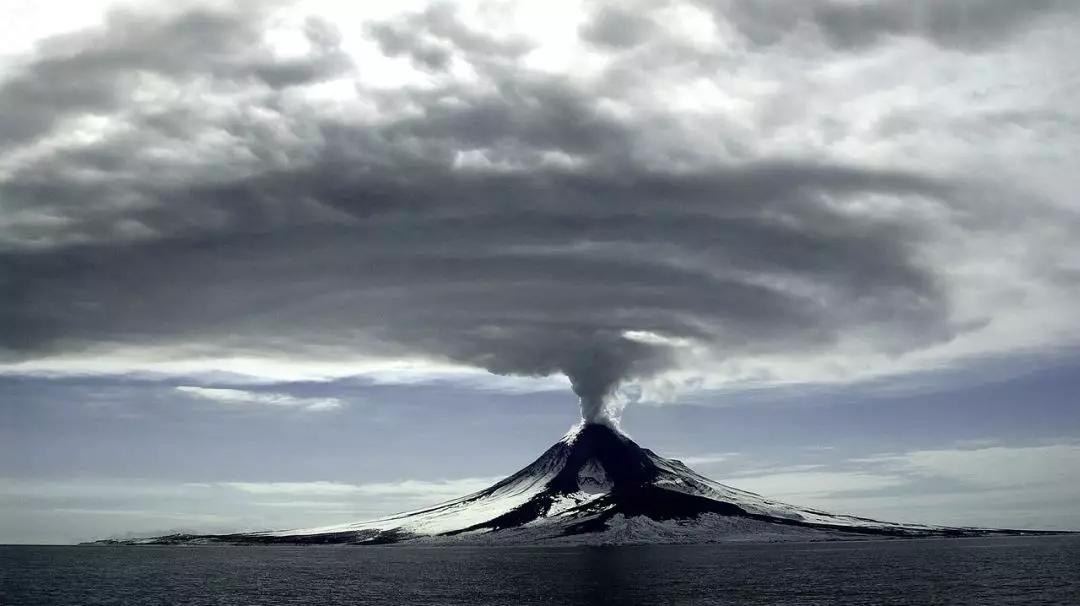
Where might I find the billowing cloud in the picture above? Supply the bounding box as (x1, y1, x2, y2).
(2, 0, 1079, 422)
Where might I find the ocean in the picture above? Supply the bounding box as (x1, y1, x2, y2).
(2, 536, 1078, 605)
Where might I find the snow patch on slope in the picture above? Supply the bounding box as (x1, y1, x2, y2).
(577, 459, 611, 494)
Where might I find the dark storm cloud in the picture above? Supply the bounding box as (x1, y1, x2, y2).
(710, 0, 1075, 50)
(2, 160, 952, 349)
(0, 1, 1025, 419)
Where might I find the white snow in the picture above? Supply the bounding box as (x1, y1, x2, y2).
(539, 492, 604, 519)
(576, 459, 611, 494)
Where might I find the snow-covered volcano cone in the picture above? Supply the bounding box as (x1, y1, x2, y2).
(99, 422, 1067, 546)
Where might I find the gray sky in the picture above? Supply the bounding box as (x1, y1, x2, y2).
(1, 0, 1079, 543)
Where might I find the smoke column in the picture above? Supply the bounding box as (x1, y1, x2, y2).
(561, 340, 670, 426)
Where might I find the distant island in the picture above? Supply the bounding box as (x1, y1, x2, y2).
(89, 423, 1071, 546)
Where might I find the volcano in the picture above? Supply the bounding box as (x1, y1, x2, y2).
(105, 423, 1062, 545)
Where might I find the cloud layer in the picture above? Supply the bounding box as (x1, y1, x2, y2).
(176, 386, 344, 411)
(2, 0, 1079, 419)
(720, 441, 1080, 529)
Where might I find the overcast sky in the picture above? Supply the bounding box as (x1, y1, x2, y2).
(2, 0, 1079, 544)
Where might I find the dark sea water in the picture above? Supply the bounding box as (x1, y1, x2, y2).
(2, 536, 1079, 605)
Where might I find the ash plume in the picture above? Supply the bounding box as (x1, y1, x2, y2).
(562, 341, 672, 426)
(2, 1, 1076, 421)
